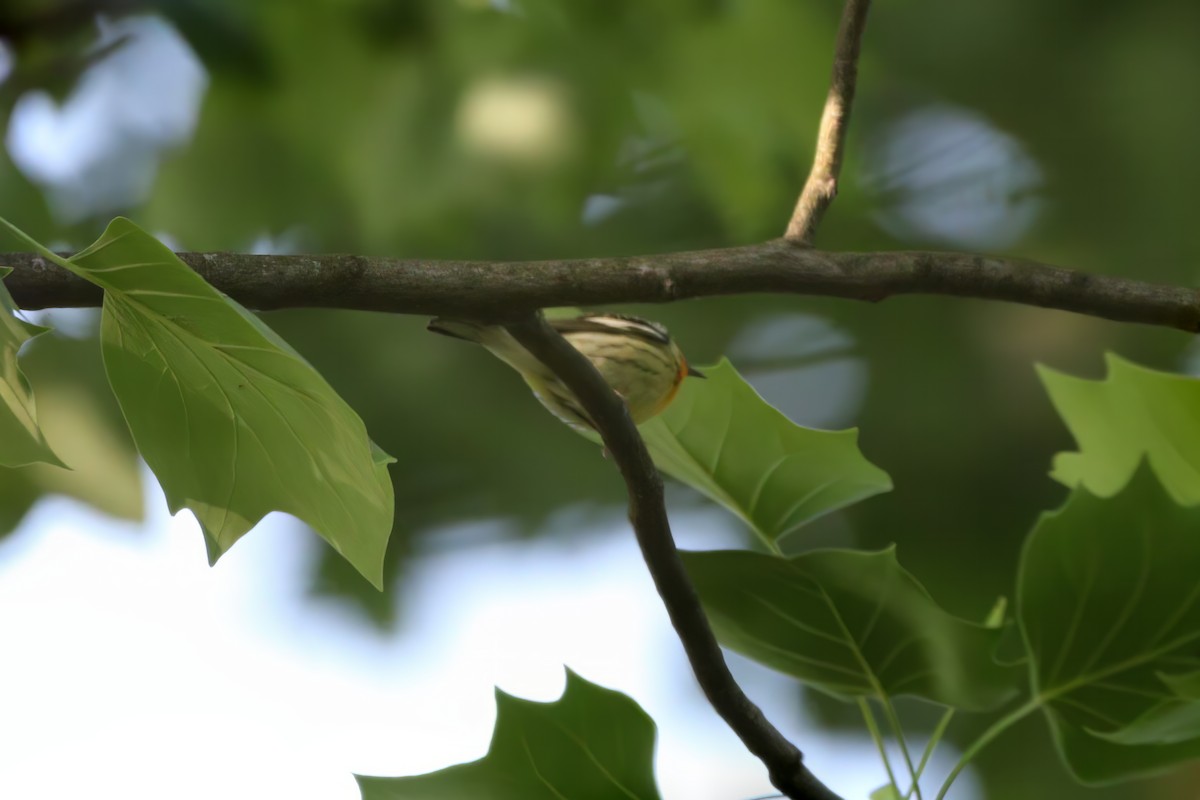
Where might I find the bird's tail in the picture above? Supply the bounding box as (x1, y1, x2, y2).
(427, 317, 487, 343)
(427, 317, 550, 379)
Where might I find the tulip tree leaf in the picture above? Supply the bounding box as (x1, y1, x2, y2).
(1018, 466, 1200, 783)
(1039, 354, 1200, 504)
(0, 268, 65, 468)
(682, 548, 1018, 710)
(0, 215, 394, 588)
(640, 358, 891, 549)
(356, 670, 661, 800)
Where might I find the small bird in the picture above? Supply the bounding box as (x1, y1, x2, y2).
(428, 312, 705, 430)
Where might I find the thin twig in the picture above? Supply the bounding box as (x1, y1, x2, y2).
(5, 242, 1200, 333)
(507, 313, 844, 800)
(785, 0, 872, 243)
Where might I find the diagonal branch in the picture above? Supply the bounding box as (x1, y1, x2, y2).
(785, 0, 872, 243)
(507, 313, 844, 800)
(6, 242, 1200, 333)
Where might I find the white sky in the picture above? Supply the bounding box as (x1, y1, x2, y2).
(0, 475, 978, 800)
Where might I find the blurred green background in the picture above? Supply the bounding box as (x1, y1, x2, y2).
(2, 0, 1199, 797)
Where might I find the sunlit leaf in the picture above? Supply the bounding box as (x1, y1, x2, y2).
(0, 216, 394, 588)
(1039, 354, 1200, 504)
(1019, 465, 1200, 782)
(640, 358, 891, 549)
(356, 670, 661, 800)
(0, 268, 64, 468)
(682, 548, 1017, 710)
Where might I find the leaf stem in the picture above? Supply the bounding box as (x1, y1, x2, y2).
(906, 708, 954, 799)
(879, 698, 923, 800)
(934, 699, 1042, 800)
(859, 697, 900, 793)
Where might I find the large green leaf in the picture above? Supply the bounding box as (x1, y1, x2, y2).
(1039, 354, 1200, 504)
(640, 358, 891, 549)
(682, 548, 1017, 710)
(0, 216, 394, 588)
(1018, 466, 1200, 783)
(356, 670, 661, 800)
(0, 268, 64, 468)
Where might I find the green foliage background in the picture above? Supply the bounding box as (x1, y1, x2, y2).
(2, 1, 1199, 797)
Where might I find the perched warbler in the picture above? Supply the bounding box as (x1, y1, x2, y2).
(428, 313, 705, 430)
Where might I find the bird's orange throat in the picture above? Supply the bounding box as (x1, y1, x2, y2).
(653, 361, 690, 416)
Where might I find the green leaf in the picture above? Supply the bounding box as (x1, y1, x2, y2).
(983, 596, 1008, 629)
(1018, 465, 1200, 783)
(0, 267, 65, 468)
(682, 548, 1018, 710)
(0, 216, 394, 588)
(0, 332, 144, 537)
(0, 373, 144, 536)
(356, 670, 661, 800)
(870, 784, 902, 800)
(640, 358, 891, 549)
(1091, 670, 1200, 747)
(1039, 354, 1200, 504)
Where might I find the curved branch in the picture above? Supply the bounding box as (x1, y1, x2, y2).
(785, 0, 872, 243)
(506, 313, 843, 800)
(5, 241, 1199, 332)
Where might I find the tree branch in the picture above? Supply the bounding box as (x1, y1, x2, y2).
(785, 0, 872, 243)
(5, 242, 1200, 332)
(506, 313, 843, 800)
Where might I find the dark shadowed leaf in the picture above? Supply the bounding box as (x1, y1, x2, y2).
(356, 670, 661, 800)
(0, 332, 144, 538)
(682, 548, 1017, 710)
(1019, 466, 1200, 783)
(1091, 670, 1200, 747)
(0, 268, 64, 468)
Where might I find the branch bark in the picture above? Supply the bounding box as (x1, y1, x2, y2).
(507, 313, 844, 800)
(785, 0, 872, 243)
(6, 242, 1200, 333)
